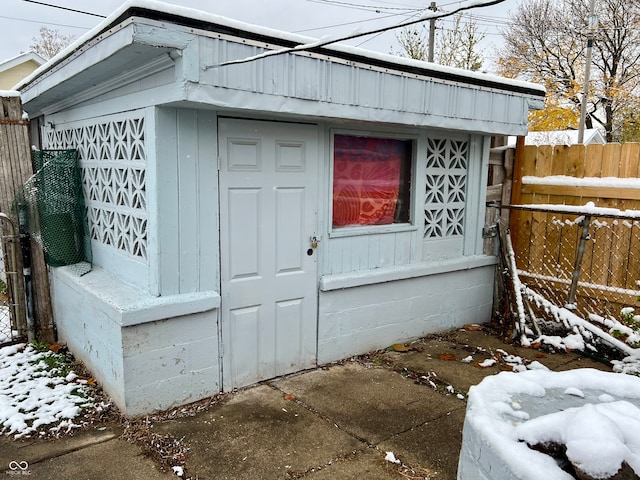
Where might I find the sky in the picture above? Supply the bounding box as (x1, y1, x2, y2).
(0, 0, 523, 72)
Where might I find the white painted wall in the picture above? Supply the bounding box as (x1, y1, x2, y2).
(317, 262, 496, 364)
(50, 266, 220, 416)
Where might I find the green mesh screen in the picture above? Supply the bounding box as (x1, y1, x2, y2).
(13, 149, 92, 276)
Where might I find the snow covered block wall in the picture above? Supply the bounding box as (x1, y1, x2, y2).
(317, 259, 496, 364)
(50, 266, 221, 416)
(458, 369, 640, 480)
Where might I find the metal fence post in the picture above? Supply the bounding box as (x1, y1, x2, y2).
(567, 214, 592, 309)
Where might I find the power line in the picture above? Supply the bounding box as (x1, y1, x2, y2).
(22, 0, 106, 18)
(218, 0, 506, 67)
(304, 0, 419, 12)
(293, 9, 418, 33)
(0, 14, 90, 30)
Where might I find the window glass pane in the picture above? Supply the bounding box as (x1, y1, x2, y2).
(332, 134, 412, 228)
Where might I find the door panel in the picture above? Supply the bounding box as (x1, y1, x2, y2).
(218, 118, 319, 391)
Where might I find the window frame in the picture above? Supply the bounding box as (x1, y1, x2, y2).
(329, 129, 418, 238)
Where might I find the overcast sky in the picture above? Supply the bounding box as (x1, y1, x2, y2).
(1, 0, 522, 72)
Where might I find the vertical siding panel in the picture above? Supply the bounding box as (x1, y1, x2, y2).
(197, 110, 219, 292)
(355, 236, 370, 271)
(393, 232, 411, 265)
(329, 238, 344, 274)
(368, 235, 380, 270)
(378, 234, 395, 268)
(177, 109, 199, 293)
(155, 107, 180, 295)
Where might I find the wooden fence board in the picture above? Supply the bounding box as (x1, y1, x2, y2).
(619, 143, 640, 178)
(584, 144, 603, 177)
(601, 143, 621, 178)
(0, 95, 54, 343)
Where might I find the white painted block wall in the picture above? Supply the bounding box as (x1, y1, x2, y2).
(317, 264, 495, 364)
(50, 266, 221, 416)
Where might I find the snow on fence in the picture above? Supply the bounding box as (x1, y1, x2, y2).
(509, 202, 640, 323)
(507, 142, 640, 323)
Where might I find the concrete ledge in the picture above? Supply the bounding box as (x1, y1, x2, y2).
(319, 255, 498, 291)
(53, 265, 220, 327)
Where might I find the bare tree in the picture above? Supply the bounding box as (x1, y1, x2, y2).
(436, 14, 485, 71)
(393, 14, 485, 71)
(394, 25, 430, 61)
(496, 0, 640, 141)
(29, 26, 75, 60)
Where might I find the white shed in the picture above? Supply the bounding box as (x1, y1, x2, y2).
(17, 0, 545, 415)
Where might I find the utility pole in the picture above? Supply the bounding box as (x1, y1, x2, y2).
(577, 0, 597, 144)
(428, 2, 437, 62)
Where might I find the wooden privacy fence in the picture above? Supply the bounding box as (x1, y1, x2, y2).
(510, 142, 640, 320)
(0, 94, 54, 343)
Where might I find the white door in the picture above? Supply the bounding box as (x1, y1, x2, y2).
(218, 118, 319, 391)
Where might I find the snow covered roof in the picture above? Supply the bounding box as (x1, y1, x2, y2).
(0, 51, 46, 74)
(509, 128, 606, 147)
(16, 0, 544, 135)
(17, 0, 545, 99)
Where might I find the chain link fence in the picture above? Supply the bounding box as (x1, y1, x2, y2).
(508, 205, 640, 322)
(0, 214, 26, 346)
(0, 237, 9, 344)
(15, 149, 92, 275)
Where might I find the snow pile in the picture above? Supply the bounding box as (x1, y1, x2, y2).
(463, 368, 640, 479)
(0, 343, 94, 438)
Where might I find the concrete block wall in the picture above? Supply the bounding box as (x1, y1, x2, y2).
(122, 311, 220, 415)
(50, 268, 126, 409)
(317, 265, 495, 364)
(50, 266, 221, 416)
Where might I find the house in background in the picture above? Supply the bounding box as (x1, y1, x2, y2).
(509, 128, 606, 147)
(0, 52, 45, 90)
(17, 0, 545, 416)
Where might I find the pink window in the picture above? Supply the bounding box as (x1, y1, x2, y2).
(332, 134, 412, 228)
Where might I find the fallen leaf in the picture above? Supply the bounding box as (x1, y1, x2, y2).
(393, 344, 413, 352)
(284, 393, 296, 401)
(438, 353, 457, 361)
(87, 377, 97, 385)
(531, 342, 542, 349)
(49, 343, 63, 353)
(464, 324, 483, 331)
(535, 353, 547, 358)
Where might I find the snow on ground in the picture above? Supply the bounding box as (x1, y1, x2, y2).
(465, 368, 640, 479)
(0, 343, 94, 438)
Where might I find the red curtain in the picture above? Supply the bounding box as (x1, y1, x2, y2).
(332, 135, 406, 227)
